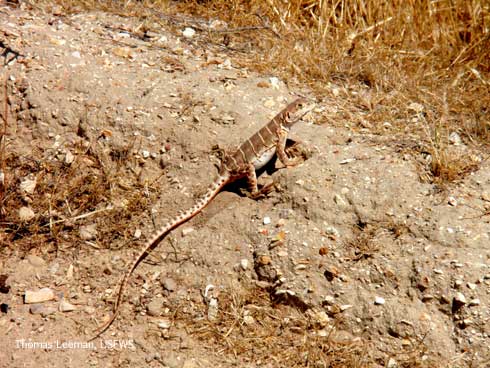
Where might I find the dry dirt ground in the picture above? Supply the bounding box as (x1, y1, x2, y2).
(1, 4, 490, 368)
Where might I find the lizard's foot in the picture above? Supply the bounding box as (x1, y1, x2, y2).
(242, 182, 275, 199)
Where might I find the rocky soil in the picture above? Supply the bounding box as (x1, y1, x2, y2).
(0, 3, 489, 368)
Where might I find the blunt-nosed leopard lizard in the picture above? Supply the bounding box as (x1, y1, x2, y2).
(90, 97, 314, 340)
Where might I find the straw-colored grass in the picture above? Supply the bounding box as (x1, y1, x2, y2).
(49, 0, 490, 183)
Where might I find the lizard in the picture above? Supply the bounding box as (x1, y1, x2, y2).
(89, 97, 314, 340)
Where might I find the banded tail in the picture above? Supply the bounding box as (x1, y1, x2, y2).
(89, 172, 231, 340)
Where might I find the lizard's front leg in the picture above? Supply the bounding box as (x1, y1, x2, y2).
(276, 127, 303, 167)
(240, 163, 274, 199)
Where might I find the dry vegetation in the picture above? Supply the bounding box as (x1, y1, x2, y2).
(47, 0, 490, 183)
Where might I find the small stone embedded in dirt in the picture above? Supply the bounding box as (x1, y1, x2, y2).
(64, 150, 75, 164)
(323, 265, 339, 281)
(449, 131, 462, 145)
(30, 304, 57, 316)
(325, 225, 340, 238)
(469, 298, 480, 306)
(374, 296, 386, 305)
(79, 224, 97, 240)
(59, 299, 76, 312)
(0, 275, 10, 294)
(182, 27, 196, 38)
(0, 303, 8, 313)
(181, 227, 194, 236)
(319, 247, 329, 256)
(134, 228, 142, 239)
(19, 206, 35, 221)
(240, 259, 249, 270)
(20, 177, 36, 194)
(452, 292, 467, 312)
(333, 193, 347, 206)
(25, 288, 55, 304)
(243, 314, 255, 325)
(160, 277, 177, 292)
(147, 298, 164, 317)
(27, 254, 46, 267)
(263, 216, 271, 225)
(467, 282, 477, 290)
(416, 276, 430, 291)
(157, 318, 172, 329)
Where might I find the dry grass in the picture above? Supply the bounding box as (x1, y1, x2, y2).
(46, 0, 490, 183)
(177, 282, 370, 367)
(170, 281, 441, 367)
(0, 134, 158, 254)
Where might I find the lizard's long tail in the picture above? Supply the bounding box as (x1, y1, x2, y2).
(89, 173, 230, 341)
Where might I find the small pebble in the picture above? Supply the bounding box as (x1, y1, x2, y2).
(79, 224, 97, 240)
(182, 27, 196, 38)
(263, 216, 271, 225)
(30, 304, 57, 316)
(182, 227, 194, 236)
(157, 318, 172, 329)
(19, 207, 35, 221)
(59, 299, 76, 312)
(147, 298, 164, 317)
(469, 298, 480, 306)
(20, 178, 36, 194)
(453, 292, 467, 309)
(374, 296, 385, 305)
(240, 259, 248, 270)
(25, 288, 55, 304)
(161, 277, 177, 292)
(467, 282, 477, 290)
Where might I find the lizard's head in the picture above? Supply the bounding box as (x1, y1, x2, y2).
(284, 97, 315, 128)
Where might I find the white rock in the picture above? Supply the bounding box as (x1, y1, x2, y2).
(134, 228, 142, 239)
(182, 227, 194, 236)
(469, 298, 480, 306)
(157, 318, 172, 329)
(25, 288, 55, 304)
(19, 206, 35, 221)
(20, 177, 36, 194)
(374, 296, 385, 305)
(387, 357, 398, 368)
(65, 151, 75, 164)
(182, 27, 196, 38)
(79, 224, 97, 240)
(243, 315, 255, 325)
(240, 259, 249, 270)
(449, 132, 462, 145)
(269, 77, 280, 89)
(263, 216, 271, 225)
(454, 292, 467, 305)
(59, 299, 76, 312)
(467, 282, 477, 290)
